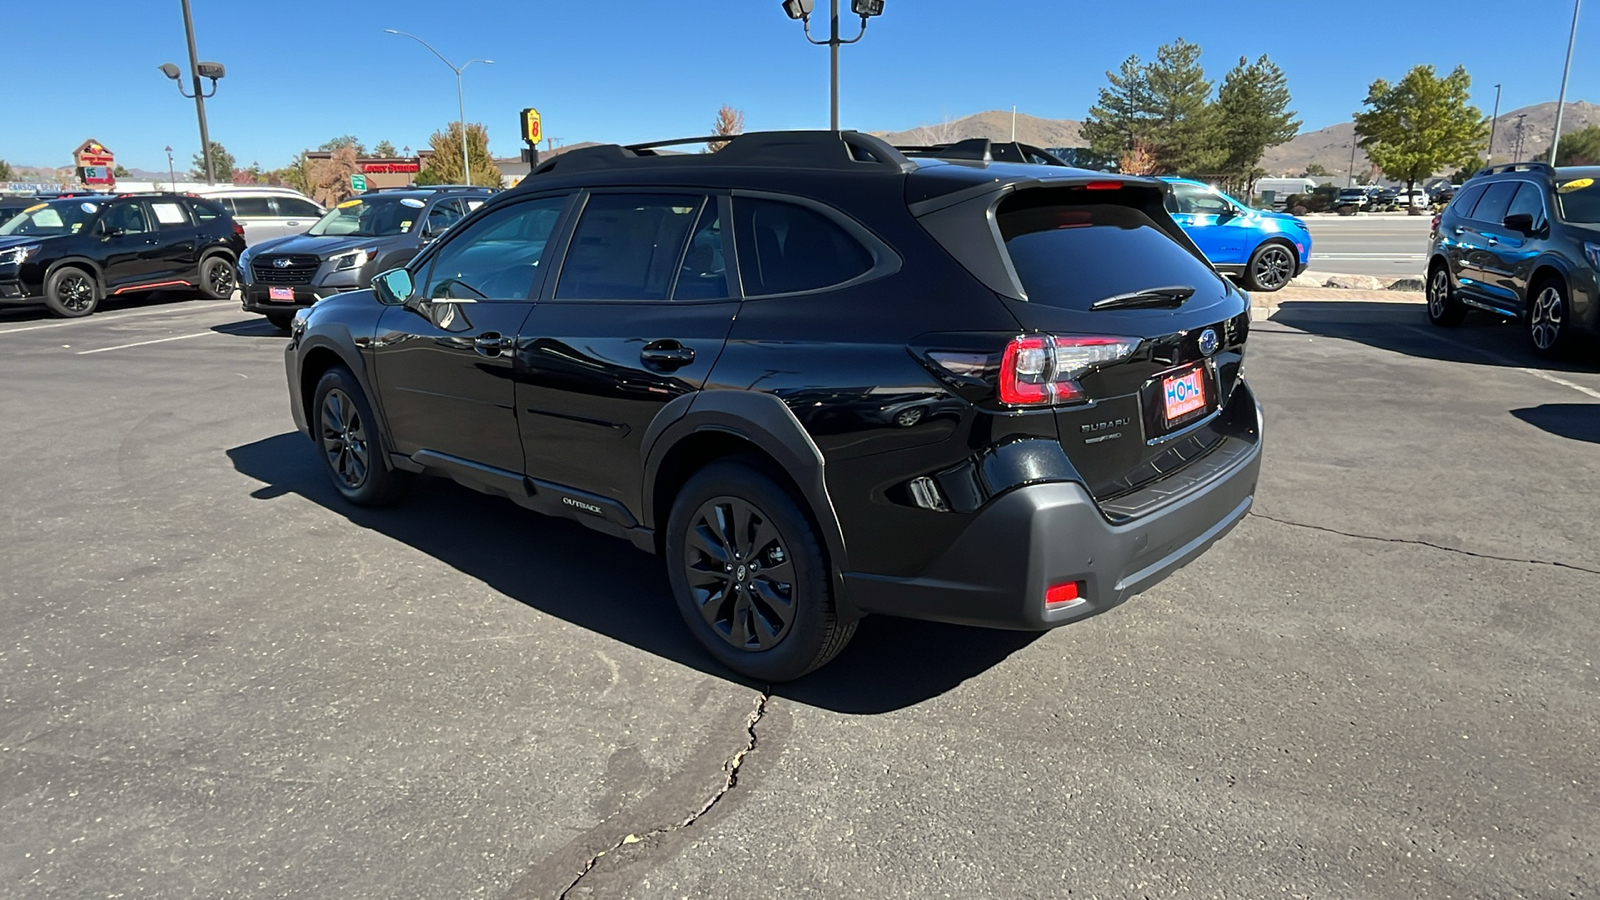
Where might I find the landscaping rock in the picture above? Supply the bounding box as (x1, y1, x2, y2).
(1386, 276, 1426, 291)
(1324, 273, 1385, 290)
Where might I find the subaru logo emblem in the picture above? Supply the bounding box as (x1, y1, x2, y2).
(273, 258, 291, 268)
(1198, 328, 1220, 357)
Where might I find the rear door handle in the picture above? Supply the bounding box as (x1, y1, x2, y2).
(474, 332, 513, 357)
(640, 341, 695, 369)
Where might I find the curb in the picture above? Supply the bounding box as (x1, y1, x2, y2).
(1249, 287, 1424, 320)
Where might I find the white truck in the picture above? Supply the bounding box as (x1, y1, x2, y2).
(1254, 178, 1319, 209)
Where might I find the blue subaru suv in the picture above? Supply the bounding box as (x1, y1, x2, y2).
(1160, 178, 1311, 292)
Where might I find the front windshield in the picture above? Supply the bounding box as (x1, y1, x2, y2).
(0, 200, 100, 237)
(306, 197, 418, 237)
(1556, 176, 1600, 224)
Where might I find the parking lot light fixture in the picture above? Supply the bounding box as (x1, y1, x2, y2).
(781, 0, 885, 131)
(1551, 0, 1582, 165)
(159, 0, 225, 184)
(384, 29, 493, 187)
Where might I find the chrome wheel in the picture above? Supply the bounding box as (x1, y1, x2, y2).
(1531, 285, 1564, 352)
(1251, 245, 1293, 290)
(319, 388, 370, 490)
(58, 272, 95, 313)
(1428, 269, 1449, 318)
(684, 496, 796, 651)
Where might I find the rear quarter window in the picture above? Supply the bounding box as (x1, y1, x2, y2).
(1446, 183, 1486, 218)
(734, 197, 874, 295)
(996, 192, 1225, 311)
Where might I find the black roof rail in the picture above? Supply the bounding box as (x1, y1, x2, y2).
(1471, 161, 1555, 179)
(361, 184, 495, 194)
(526, 130, 914, 179)
(894, 138, 1070, 167)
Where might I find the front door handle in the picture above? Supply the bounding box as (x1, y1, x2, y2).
(1486, 235, 1499, 246)
(641, 340, 695, 369)
(474, 332, 513, 357)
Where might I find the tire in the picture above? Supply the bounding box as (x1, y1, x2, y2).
(1528, 278, 1573, 359)
(44, 267, 99, 318)
(265, 312, 295, 332)
(665, 458, 856, 681)
(311, 366, 410, 507)
(1243, 242, 1295, 292)
(199, 255, 236, 300)
(1426, 264, 1466, 327)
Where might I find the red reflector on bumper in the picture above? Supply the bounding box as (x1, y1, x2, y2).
(1046, 581, 1082, 606)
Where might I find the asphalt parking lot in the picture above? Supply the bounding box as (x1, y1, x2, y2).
(2, 296, 1597, 899)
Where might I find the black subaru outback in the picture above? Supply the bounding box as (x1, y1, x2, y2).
(1428, 160, 1600, 356)
(284, 131, 1263, 680)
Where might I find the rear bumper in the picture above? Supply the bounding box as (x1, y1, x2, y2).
(845, 385, 1262, 630)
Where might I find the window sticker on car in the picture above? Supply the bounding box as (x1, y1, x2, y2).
(80, 202, 99, 213)
(1559, 178, 1594, 193)
(151, 203, 186, 224)
(400, 198, 425, 208)
(400, 220, 413, 230)
(337, 199, 363, 209)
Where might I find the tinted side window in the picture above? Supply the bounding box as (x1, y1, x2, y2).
(671, 204, 730, 301)
(426, 199, 466, 235)
(230, 196, 274, 217)
(556, 194, 703, 301)
(149, 200, 192, 229)
(275, 197, 321, 218)
(735, 197, 873, 295)
(1171, 183, 1230, 215)
(422, 195, 568, 301)
(190, 199, 223, 223)
(1448, 183, 1487, 218)
(1470, 182, 1517, 225)
(1506, 183, 1547, 229)
(103, 201, 151, 234)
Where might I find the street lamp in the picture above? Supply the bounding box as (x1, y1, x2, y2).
(158, 0, 225, 184)
(384, 29, 492, 186)
(165, 146, 176, 190)
(1551, 0, 1582, 164)
(781, 0, 887, 131)
(1486, 83, 1502, 164)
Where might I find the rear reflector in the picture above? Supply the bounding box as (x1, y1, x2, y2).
(1046, 581, 1082, 606)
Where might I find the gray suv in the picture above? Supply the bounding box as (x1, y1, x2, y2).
(239, 186, 493, 329)
(1427, 161, 1600, 357)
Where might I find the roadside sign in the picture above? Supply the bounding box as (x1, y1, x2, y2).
(521, 108, 542, 146)
(350, 173, 368, 192)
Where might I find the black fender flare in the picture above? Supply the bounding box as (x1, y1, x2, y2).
(44, 256, 107, 291)
(1525, 252, 1580, 309)
(641, 390, 856, 616)
(294, 331, 386, 441)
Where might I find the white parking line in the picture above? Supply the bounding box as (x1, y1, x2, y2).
(0, 303, 220, 336)
(76, 331, 218, 355)
(1404, 325, 1600, 400)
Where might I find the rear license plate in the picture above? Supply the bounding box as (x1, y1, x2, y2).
(268, 287, 294, 302)
(1162, 365, 1208, 423)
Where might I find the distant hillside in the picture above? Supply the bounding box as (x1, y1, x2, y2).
(873, 110, 1083, 149)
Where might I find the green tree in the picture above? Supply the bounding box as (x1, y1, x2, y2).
(113, 163, 130, 178)
(1354, 65, 1488, 199)
(1304, 162, 1330, 177)
(274, 152, 315, 194)
(1212, 55, 1299, 193)
(414, 122, 501, 187)
(373, 139, 397, 158)
(1555, 125, 1600, 165)
(1082, 54, 1158, 165)
(1144, 38, 1219, 174)
(318, 135, 367, 156)
(0, 159, 12, 180)
(190, 142, 237, 182)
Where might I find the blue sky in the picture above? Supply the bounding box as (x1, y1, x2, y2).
(4, 0, 1590, 172)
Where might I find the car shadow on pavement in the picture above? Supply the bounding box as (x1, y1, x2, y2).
(1511, 404, 1600, 444)
(227, 432, 1039, 714)
(211, 319, 288, 338)
(1268, 300, 1600, 373)
(0, 291, 204, 324)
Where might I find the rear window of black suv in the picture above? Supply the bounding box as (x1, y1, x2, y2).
(997, 192, 1224, 310)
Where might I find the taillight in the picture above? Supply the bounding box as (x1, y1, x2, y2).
(998, 334, 1140, 407)
(1430, 214, 1441, 238)
(232, 222, 245, 237)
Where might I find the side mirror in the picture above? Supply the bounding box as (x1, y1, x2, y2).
(1503, 212, 1537, 235)
(372, 267, 414, 305)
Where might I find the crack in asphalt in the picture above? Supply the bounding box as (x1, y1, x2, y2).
(555, 691, 770, 899)
(1249, 511, 1600, 576)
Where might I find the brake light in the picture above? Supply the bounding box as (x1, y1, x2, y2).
(232, 222, 245, 237)
(1083, 181, 1124, 191)
(998, 334, 1140, 407)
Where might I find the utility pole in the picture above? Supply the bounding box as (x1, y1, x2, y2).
(1348, 137, 1359, 187)
(1487, 83, 1502, 164)
(1551, 0, 1582, 164)
(165, 146, 176, 190)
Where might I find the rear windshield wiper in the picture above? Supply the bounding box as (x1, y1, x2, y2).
(1090, 285, 1196, 311)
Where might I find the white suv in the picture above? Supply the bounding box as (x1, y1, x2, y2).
(1395, 188, 1431, 210)
(190, 187, 325, 245)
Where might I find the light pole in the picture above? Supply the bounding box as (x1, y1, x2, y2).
(158, 0, 225, 184)
(1487, 83, 1502, 164)
(1551, 0, 1582, 164)
(781, 0, 886, 131)
(165, 146, 176, 190)
(384, 29, 493, 186)
(1348, 137, 1359, 187)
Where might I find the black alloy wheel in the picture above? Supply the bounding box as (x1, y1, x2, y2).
(1426, 265, 1465, 326)
(665, 458, 856, 681)
(1244, 243, 1294, 292)
(1528, 280, 1571, 358)
(311, 366, 410, 506)
(44, 268, 99, 318)
(685, 496, 798, 651)
(201, 256, 236, 299)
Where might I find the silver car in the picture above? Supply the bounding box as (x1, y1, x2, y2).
(191, 187, 325, 245)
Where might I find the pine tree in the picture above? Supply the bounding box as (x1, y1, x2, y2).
(1145, 38, 1218, 175)
(1082, 54, 1157, 166)
(373, 140, 398, 158)
(190, 142, 236, 182)
(1213, 55, 1300, 194)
